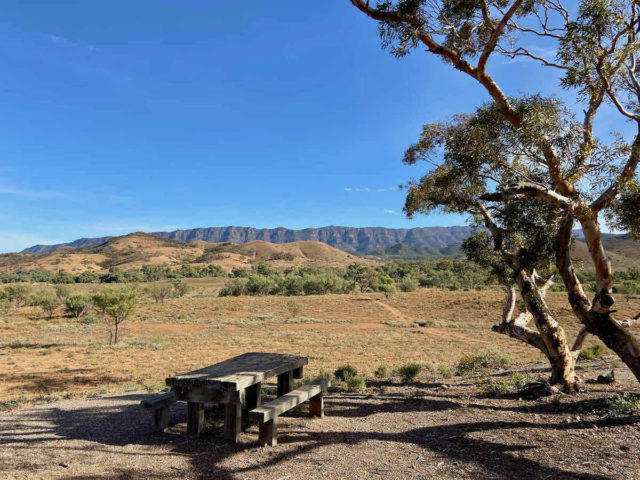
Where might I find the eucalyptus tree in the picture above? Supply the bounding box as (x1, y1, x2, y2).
(350, 0, 640, 391)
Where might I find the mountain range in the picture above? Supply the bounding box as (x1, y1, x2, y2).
(22, 226, 473, 255)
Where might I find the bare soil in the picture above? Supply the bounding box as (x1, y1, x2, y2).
(1, 361, 639, 480)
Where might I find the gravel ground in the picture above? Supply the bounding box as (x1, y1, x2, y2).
(1, 364, 639, 480)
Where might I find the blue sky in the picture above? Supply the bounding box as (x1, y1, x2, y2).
(0, 0, 630, 252)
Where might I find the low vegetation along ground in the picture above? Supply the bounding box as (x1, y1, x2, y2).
(1, 277, 639, 478)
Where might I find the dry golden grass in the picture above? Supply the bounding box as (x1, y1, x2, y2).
(2, 279, 639, 410)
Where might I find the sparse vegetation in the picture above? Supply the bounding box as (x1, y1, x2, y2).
(92, 287, 139, 344)
(438, 363, 454, 379)
(397, 363, 422, 383)
(374, 364, 390, 378)
(334, 365, 358, 382)
(331, 365, 366, 392)
(54, 284, 71, 303)
(456, 350, 511, 377)
(171, 278, 190, 297)
(285, 299, 302, 318)
(29, 290, 60, 319)
(65, 294, 92, 320)
(478, 372, 535, 397)
(578, 344, 607, 361)
(605, 393, 640, 416)
(4, 283, 32, 308)
(147, 283, 172, 304)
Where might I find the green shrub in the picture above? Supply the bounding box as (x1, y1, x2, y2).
(245, 275, 276, 295)
(231, 267, 251, 278)
(4, 284, 32, 308)
(578, 344, 607, 361)
(478, 372, 533, 397)
(380, 282, 396, 299)
(345, 375, 366, 392)
(147, 283, 172, 304)
(65, 294, 92, 320)
(334, 365, 358, 382)
(456, 350, 511, 376)
(438, 363, 455, 379)
(171, 278, 190, 297)
(80, 314, 98, 325)
(29, 290, 60, 319)
(399, 277, 419, 292)
(605, 393, 640, 416)
(612, 281, 640, 295)
(54, 284, 71, 303)
(218, 279, 246, 297)
(285, 299, 302, 317)
(374, 364, 390, 378)
(397, 363, 422, 383)
(283, 274, 305, 295)
(93, 286, 138, 344)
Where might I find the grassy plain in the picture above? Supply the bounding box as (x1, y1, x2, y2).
(2, 278, 640, 409)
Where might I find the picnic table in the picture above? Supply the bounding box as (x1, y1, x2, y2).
(165, 352, 308, 442)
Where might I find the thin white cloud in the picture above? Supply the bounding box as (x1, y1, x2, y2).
(383, 209, 397, 215)
(344, 186, 397, 193)
(48, 33, 95, 51)
(0, 185, 73, 200)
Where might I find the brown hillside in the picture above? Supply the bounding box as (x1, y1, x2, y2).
(0, 233, 372, 274)
(572, 236, 640, 270)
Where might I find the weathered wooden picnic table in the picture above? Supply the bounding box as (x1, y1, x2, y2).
(165, 352, 308, 442)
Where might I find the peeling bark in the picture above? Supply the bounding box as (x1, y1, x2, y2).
(558, 215, 640, 382)
(492, 279, 578, 392)
(515, 271, 578, 391)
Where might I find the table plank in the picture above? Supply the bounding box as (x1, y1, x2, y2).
(166, 352, 308, 392)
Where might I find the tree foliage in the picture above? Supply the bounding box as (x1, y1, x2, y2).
(93, 287, 138, 344)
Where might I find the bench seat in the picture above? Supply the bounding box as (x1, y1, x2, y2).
(248, 378, 330, 446)
(141, 391, 177, 432)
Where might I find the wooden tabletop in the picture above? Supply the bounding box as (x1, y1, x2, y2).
(166, 352, 308, 392)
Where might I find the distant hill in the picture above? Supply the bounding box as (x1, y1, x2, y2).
(14, 226, 640, 270)
(22, 225, 473, 254)
(571, 234, 640, 270)
(3, 233, 369, 274)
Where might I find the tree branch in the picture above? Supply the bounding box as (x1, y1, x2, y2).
(591, 130, 640, 212)
(571, 327, 588, 356)
(555, 216, 592, 319)
(477, 0, 526, 72)
(480, 182, 572, 207)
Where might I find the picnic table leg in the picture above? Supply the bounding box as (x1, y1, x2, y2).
(187, 402, 204, 436)
(292, 366, 303, 379)
(309, 392, 324, 418)
(224, 402, 242, 442)
(259, 418, 277, 447)
(277, 371, 293, 397)
(245, 382, 262, 410)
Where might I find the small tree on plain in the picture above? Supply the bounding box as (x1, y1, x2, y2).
(171, 278, 190, 297)
(346, 263, 378, 293)
(93, 287, 138, 344)
(65, 294, 92, 320)
(5, 284, 32, 309)
(29, 290, 60, 320)
(147, 283, 172, 304)
(54, 284, 71, 303)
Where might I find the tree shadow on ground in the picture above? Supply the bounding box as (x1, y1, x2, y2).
(1, 392, 635, 480)
(0, 368, 126, 394)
